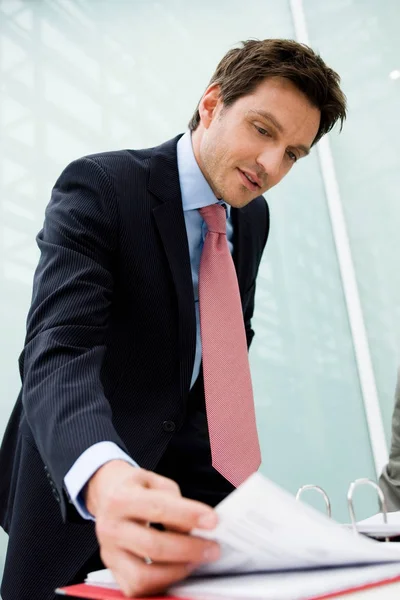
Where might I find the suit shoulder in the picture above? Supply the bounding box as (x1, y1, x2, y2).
(83, 147, 153, 175)
(58, 146, 157, 196)
(65, 135, 182, 181)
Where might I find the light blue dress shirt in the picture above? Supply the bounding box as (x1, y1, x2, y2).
(64, 131, 234, 519)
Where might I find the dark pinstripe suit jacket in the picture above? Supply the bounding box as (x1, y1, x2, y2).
(0, 135, 269, 599)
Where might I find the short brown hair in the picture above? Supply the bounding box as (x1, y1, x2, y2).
(188, 39, 347, 145)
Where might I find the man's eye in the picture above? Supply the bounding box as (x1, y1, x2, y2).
(287, 150, 298, 162)
(255, 126, 270, 136)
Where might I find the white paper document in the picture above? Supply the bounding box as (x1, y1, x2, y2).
(85, 472, 400, 596)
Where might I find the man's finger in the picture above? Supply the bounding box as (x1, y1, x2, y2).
(110, 550, 196, 598)
(116, 520, 220, 564)
(120, 486, 218, 531)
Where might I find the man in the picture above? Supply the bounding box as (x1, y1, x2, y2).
(380, 368, 400, 509)
(0, 39, 346, 599)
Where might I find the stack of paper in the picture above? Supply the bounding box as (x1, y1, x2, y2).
(171, 565, 400, 599)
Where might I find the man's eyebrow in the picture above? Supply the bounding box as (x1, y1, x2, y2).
(296, 144, 310, 157)
(248, 109, 284, 133)
(248, 109, 311, 157)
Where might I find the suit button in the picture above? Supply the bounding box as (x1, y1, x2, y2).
(51, 486, 60, 502)
(163, 420, 175, 432)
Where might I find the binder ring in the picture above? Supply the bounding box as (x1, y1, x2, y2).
(347, 478, 388, 537)
(295, 484, 332, 518)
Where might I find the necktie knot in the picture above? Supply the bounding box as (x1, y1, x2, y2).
(199, 204, 227, 234)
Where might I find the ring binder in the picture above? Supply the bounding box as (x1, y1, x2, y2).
(347, 478, 389, 541)
(295, 484, 332, 518)
(296, 478, 395, 542)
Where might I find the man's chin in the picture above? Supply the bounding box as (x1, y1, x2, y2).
(225, 192, 260, 209)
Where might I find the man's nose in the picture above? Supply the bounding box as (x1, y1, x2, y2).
(256, 147, 284, 180)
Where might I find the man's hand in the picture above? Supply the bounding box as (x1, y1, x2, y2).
(85, 460, 220, 597)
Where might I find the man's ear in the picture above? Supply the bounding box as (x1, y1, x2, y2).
(198, 84, 222, 129)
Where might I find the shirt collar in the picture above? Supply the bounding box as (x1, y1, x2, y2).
(177, 131, 230, 216)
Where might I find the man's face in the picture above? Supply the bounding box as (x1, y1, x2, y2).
(193, 77, 321, 208)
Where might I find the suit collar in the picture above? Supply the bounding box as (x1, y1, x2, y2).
(148, 134, 183, 204)
(176, 131, 231, 217)
(148, 134, 252, 287)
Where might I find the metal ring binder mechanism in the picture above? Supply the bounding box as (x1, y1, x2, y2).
(347, 478, 389, 541)
(296, 484, 332, 518)
(296, 479, 392, 542)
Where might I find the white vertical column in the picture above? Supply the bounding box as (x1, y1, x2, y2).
(289, 0, 388, 476)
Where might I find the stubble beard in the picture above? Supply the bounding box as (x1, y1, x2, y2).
(201, 139, 257, 206)
(201, 139, 235, 202)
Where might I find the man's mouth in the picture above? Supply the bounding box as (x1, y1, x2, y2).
(238, 168, 262, 191)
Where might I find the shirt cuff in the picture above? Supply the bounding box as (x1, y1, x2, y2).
(64, 441, 139, 520)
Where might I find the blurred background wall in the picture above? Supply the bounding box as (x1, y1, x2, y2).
(1, 0, 399, 582)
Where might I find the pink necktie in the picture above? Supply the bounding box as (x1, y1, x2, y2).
(198, 204, 261, 487)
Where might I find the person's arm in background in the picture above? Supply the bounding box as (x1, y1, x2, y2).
(379, 368, 400, 510)
(20, 156, 220, 596)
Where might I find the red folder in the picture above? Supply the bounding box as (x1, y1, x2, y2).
(55, 584, 126, 599)
(55, 584, 190, 599)
(56, 574, 400, 599)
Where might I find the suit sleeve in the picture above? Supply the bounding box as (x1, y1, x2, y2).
(379, 368, 400, 510)
(20, 156, 129, 519)
(244, 199, 270, 349)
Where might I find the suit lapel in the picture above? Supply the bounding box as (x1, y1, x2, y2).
(231, 205, 252, 299)
(147, 136, 255, 398)
(148, 136, 196, 401)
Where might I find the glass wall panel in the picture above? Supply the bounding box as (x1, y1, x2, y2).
(303, 0, 400, 441)
(251, 144, 376, 523)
